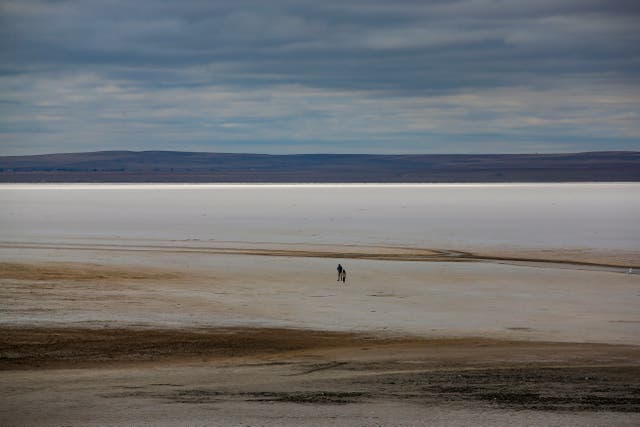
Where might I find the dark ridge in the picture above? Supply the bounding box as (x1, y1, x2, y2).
(0, 151, 638, 182)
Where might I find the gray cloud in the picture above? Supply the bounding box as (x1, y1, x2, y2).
(0, 0, 638, 154)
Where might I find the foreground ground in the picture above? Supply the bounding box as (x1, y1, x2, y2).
(1, 327, 640, 426)
(1, 242, 639, 425)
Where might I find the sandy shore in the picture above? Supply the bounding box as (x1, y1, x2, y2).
(1, 242, 639, 425)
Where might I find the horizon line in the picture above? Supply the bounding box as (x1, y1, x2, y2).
(2, 149, 639, 158)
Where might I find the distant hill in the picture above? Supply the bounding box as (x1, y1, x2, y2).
(0, 151, 639, 182)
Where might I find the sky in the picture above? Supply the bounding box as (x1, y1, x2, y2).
(1, 0, 639, 155)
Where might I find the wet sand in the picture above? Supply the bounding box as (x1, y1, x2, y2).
(1, 242, 639, 425)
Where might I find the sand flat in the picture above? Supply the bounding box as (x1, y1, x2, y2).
(1, 243, 638, 343)
(1, 238, 639, 425)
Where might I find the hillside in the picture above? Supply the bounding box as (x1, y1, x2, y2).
(1, 151, 638, 182)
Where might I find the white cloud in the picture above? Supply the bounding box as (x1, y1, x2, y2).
(1, 69, 638, 155)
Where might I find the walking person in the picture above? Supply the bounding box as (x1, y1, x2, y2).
(337, 264, 343, 281)
(341, 268, 346, 284)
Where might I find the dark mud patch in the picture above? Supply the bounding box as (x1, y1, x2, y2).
(170, 389, 226, 404)
(365, 366, 640, 412)
(114, 388, 371, 406)
(245, 391, 370, 405)
(102, 387, 226, 404)
(295, 361, 348, 375)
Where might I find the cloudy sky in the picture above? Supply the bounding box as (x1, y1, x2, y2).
(1, 0, 639, 155)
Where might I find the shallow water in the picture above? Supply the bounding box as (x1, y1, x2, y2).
(1, 183, 638, 251)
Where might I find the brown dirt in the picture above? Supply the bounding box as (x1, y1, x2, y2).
(0, 327, 368, 369)
(0, 261, 188, 282)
